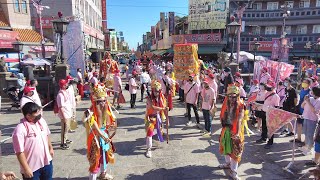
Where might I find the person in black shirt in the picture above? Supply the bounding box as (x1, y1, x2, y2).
(221, 67, 234, 93)
(281, 78, 298, 137)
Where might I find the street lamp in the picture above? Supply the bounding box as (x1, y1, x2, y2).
(12, 41, 24, 61)
(227, 21, 241, 62)
(52, 18, 69, 64)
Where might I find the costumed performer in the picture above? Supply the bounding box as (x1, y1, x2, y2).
(83, 83, 117, 180)
(218, 84, 245, 180)
(145, 80, 168, 158)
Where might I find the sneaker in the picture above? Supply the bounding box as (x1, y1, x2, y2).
(202, 132, 211, 138)
(200, 130, 207, 133)
(186, 121, 193, 126)
(280, 129, 288, 135)
(256, 138, 267, 144)
(104, 173, 114, 180)
(116, 105, 122, 109)
(285, 132, 294, 137)
(302, 148, 311, 156)
(66, 139, 73, 144)
(289, 138, 302, 143)
(69, 129, 75, 133)
(305, 161, 317, 167)
(146, 149, 152, 158)
(60, 144, 70, 150)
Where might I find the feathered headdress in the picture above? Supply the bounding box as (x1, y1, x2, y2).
(91, 84, 107, 100)
(227, 84, 240, 95)
(151, 80, 162, 91)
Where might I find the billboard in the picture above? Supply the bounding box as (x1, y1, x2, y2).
(169, 12, 175, 35)
(188, 0, 229, 30)
(63, 20, 85, 77)
(171, 33, 221, 44)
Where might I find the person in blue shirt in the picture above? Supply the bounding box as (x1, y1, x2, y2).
(291, 78, 311, 145)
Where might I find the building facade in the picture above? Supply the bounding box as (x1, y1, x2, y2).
(232, 0, 320, 61)
(30, 0, 105, 52)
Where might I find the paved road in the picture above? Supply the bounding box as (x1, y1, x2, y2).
(0, 87, 315, 179)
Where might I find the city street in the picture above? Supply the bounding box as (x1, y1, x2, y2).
(0, 86, 315, 180)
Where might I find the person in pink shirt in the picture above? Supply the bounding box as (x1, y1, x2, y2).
(311, 76, 319, 88)
(184, 74, 201, 127)
(300, 86, 320, 156)
(208, 73, 218, 101)
(129, 71, 139, 108)
(255, 81, 280, 149)
(90, 72, 99, 86)
(201, 78, 216, 136)
(56, 79, 73, 150)
(12, 102, 54, 179)
(235, 80, 246, 99)
(259, 67, 271, 85)
(112, 69, 122, 109)
(253, 83, 267, 130)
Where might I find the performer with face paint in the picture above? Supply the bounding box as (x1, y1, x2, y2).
(144, 80, 168, 158)
(83, 83, 117, 180)
(218, 84, 245, 180)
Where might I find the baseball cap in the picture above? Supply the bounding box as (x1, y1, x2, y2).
(23, 86, 35, 94)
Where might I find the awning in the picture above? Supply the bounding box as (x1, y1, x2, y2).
(12, 28, 42, 43)
(152, 50, 166, 55)
(198, 45, 224, 55)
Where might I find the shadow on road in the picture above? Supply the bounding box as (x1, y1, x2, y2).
(126, 165, 227, 180)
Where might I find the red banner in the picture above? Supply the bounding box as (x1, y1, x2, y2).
(253, 60, 294, 83)
(266, 107, 297, 138)
(271, 38, 280, 60)
(249, 41, 273, 52)
(101, 0, 107, 32)
(0, 30, 19, 48)
(172, 33, 221, 44)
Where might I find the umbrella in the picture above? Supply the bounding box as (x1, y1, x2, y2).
(227, 51, 268, 63)
(20, 58, 51, 66)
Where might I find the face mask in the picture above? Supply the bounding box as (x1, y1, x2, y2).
(266, 87, 272, 91)
(260, 85, 265, 90)
(302, 82, 308, 89)
(33, 114, 41, 123)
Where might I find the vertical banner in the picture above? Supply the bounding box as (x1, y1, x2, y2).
(169, 12, 175, 35)
(160, 12, 165, 31)
(279, 38, 289, 62)
(63, 20, 85, 77)
(271, 38, 280, 60)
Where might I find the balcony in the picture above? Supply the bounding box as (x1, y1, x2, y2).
(242, 7, 320, 21)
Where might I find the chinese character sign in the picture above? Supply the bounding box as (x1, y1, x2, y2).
(188, 0, 229, 30)
(271, 38, 280, 60)
(173, 44, 200, 80)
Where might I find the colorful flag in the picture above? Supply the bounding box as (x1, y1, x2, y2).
(247, 93, 257, 104)
(266, 107, 298, 138)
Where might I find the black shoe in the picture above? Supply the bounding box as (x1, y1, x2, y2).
(60, 144, 70, 150)
(305, 161, 317, 167)
(290, 138, 302, 143)
(280, 129, 288, 135)
(256, 138, 267, 144)
(139, 100, 143, 102)
(66, 139, 73, 144)
(285, 132, 294, 137)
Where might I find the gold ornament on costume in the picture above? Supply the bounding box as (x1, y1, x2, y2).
(91, 84, 107, 99)
(151, 80, 162, 91)
(227, 84, 240, 95)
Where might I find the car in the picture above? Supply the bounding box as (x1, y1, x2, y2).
(119, 58, 127, 64)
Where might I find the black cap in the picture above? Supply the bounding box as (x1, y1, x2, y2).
(224, 67, 231, 73)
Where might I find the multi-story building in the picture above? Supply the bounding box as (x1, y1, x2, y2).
(0, 0, 54, 60)
(30, 0, 106, 52)
(232, 0, 320, 61)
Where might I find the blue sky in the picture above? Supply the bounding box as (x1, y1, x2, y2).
(107, 0, 188, 50)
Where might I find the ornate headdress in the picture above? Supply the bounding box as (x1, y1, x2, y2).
(91, 84, 107, 100)
(227, 84, 240, 95)
(151, 80, 162, 91)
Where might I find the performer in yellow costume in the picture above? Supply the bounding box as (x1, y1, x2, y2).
(144, 80, 168, 158)
(83, 83, 117, 180)
(218, 84, 245, 180)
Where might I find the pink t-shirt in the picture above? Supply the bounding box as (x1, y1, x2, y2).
(208, 79, 218, 100)
(263, 91, 280, 112)
(90, 77, 99, 85)
(201, 87, 216, 110)
(184, 81, 200, 104)
(256, 90, 267, 102)
(239, 86, 246, 98)
(129, 77, 137, 94)
(12, 118, 52, 174)
(303, 97, 320, 121)
(113, 75, 122, 92)
(56, 90, 73, 119)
